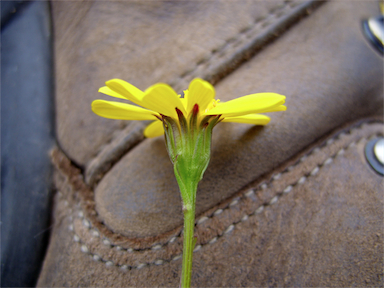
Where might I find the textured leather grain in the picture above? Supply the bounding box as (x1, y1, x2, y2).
(94, 0, 383, 237)
(38, 0, 384, 286)
(38, 121, 383, 287)
(52, 0, 318, 167)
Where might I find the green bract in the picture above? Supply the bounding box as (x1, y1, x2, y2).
(162, 105, 221, 210)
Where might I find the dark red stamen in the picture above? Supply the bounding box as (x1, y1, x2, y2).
(154, 114, 162, 121)
(192, 104, 199, 116)
(175, 107, 184, 118)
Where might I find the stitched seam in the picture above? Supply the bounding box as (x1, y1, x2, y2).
(69, 132, 382, 269)
(87, 0, 304, 167)
(76, 121, 376, 249)
(169, 0, 303, 88)
(66, 125, 383, 269)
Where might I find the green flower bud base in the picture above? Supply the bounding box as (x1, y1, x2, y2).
(161, 104, 221, 288)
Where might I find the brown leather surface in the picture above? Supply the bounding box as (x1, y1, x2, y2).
(53, 0, 313, 167)
(37, 121, 383, 287)
(38, 0, 384, 286)
(94, 0, 383, 237)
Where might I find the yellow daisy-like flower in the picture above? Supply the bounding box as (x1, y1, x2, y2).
(92, 78, 286, 138)
(92, 77, 286, 288)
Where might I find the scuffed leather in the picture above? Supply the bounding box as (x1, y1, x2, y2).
(38, 0, 384, 286)
(53, 0, 317, 167)
(95, 0, 383, 237)
(38, 121, 383, 287)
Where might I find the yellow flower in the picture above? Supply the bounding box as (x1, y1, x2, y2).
(92, 78, 286, 138)
(92, 77, 286, 287)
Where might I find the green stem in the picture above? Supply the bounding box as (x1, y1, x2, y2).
(180, 186, 196, 288)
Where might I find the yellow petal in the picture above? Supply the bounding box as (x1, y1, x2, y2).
(91, 100, 157, 120)
(259, 105, 287, 113)
(187, 78, 215, 113)
(106, 79, 145, 105)
(222, 114, 270, 125)
(180, 97, 187, 110)
(207, 93, 285, 117)
(98, 86, 127, 100)
(144, 120, 164, 138)
(142, 83, 186, 119)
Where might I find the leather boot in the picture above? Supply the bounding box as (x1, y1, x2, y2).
(37, 1, 383, 286)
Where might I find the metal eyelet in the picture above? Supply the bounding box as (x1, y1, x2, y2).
(365, 137, 384, 175)
(362, 14, 384, 55)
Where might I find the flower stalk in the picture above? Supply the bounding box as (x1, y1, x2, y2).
(162, 104, 221, 287)
(180, 186, 196, 288)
